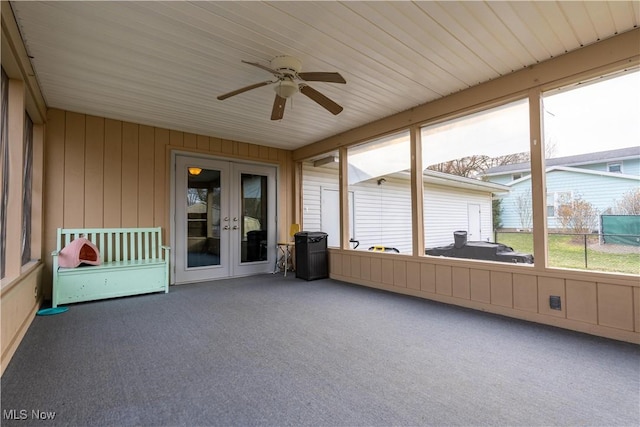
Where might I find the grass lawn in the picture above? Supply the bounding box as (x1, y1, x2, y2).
(496, 232, 640, 275)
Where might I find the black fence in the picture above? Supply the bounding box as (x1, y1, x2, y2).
(494, 230, 639, 273)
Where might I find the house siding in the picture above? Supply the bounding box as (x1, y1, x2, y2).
(302, 163, 494, 253)
(43, 109, 294, 296)
(578, 157, 640, 176)
(487, 156, 640, 185)
(424, 184, 494, 246)
(499, 169, 640, 229)
(301, 163, 338, 234)
(490, 175, 518, 185)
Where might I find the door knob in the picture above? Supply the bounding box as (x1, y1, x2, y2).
(233, 217, 238, 222)
(232, 225, 239, 230)
(223, 225, 230, 230)
(223, 217, 229, 221)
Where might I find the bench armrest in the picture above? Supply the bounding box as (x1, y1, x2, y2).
(51, 250, 60, 257)
(161, 245, 171, 251)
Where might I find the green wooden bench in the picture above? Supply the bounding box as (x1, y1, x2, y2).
(52, 227, 169, 307)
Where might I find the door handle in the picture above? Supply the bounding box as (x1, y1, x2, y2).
(223, 225, 230, 230)
(232, 226, 239, 230)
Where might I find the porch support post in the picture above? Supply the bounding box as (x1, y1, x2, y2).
(528, 87, 548, 268)
(293, 160, 302, 228)
(410, 125, 424, 257)
(338, 147, 350, 250)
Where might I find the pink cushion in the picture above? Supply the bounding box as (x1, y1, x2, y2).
(58, 237, 101, 268)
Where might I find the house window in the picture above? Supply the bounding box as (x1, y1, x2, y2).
(607, 163, 622, 173)
(547, 191, 572, 217)
(422, 98, 533, 263)
(546, 194, 555, 217)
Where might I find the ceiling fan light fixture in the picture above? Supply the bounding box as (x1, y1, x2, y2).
(274, 80, 299, 98)
(218, 55, 345, 119)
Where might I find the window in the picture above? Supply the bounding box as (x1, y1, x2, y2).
(347, 131, 412, 254)
(422, 99, 533, 263)
(546, 191, 572, 218)
(607, 163, 622, 173)
(543, 69, 640, 274)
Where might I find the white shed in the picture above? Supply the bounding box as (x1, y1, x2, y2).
(302, 162, 509, 253)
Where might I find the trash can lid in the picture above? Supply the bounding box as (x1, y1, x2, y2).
(295, 231, 327, 237)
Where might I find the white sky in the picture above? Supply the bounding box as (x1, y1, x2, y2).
(348, 69, 640, 181)
(543, 70, 640, 158)
(421, 100, 530, 165)
(421, 68, 640, 162)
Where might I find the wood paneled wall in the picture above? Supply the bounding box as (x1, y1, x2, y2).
(43, 108, 294, 296)
(329, 250, 640, 343)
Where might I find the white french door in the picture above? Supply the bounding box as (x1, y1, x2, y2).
(174, 155, 276, 284)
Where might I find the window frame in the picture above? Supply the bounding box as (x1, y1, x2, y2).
(21, 112, 33, 266)
(1, 68, 8, 279)
(607, 162, 622, 173)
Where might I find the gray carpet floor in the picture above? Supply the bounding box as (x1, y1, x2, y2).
(1, 274, 638, 426)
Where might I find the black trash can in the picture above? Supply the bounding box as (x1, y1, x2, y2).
(453, 230, 468, 249)
(294, 231, 328, 280)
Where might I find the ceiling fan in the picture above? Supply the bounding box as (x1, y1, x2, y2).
(217, 55, 346, 120)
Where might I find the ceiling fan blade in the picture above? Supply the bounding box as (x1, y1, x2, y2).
(299, 84, 343, 115)
(298, 72, 346, 84)
(217, 81, 273, 100)
(271, 94, 287, 120)
(242, 60, 283, 77)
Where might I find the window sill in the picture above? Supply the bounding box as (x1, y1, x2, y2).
(1, 260, 42, 295)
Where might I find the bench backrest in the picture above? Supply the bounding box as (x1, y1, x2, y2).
(57, 227, 164, 262)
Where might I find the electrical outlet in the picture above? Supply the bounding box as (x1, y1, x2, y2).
(549, 295, 561, 310)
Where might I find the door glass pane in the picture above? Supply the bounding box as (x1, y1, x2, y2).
(241, 173, 268, 263)
(187, 167, 221, 268)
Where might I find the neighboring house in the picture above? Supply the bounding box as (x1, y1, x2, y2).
(485, 146, 640, 230)
(303, 162, 509, 252)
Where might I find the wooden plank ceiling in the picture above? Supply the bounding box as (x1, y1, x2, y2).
(9, 1, 640, 150)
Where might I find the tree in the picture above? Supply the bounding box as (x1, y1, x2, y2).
(492, 197, 503, 230)
(426, 152, 530, 179)
(615, 188, 640, 215)
(514, 189, 532, 230)
(544, 136, 558, 159)
(556, 196, 599, 235)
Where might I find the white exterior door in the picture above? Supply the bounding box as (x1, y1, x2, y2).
(467, 203, 482, 241)
(174, 155, 276, 284)
(321, 188, 354, 248)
